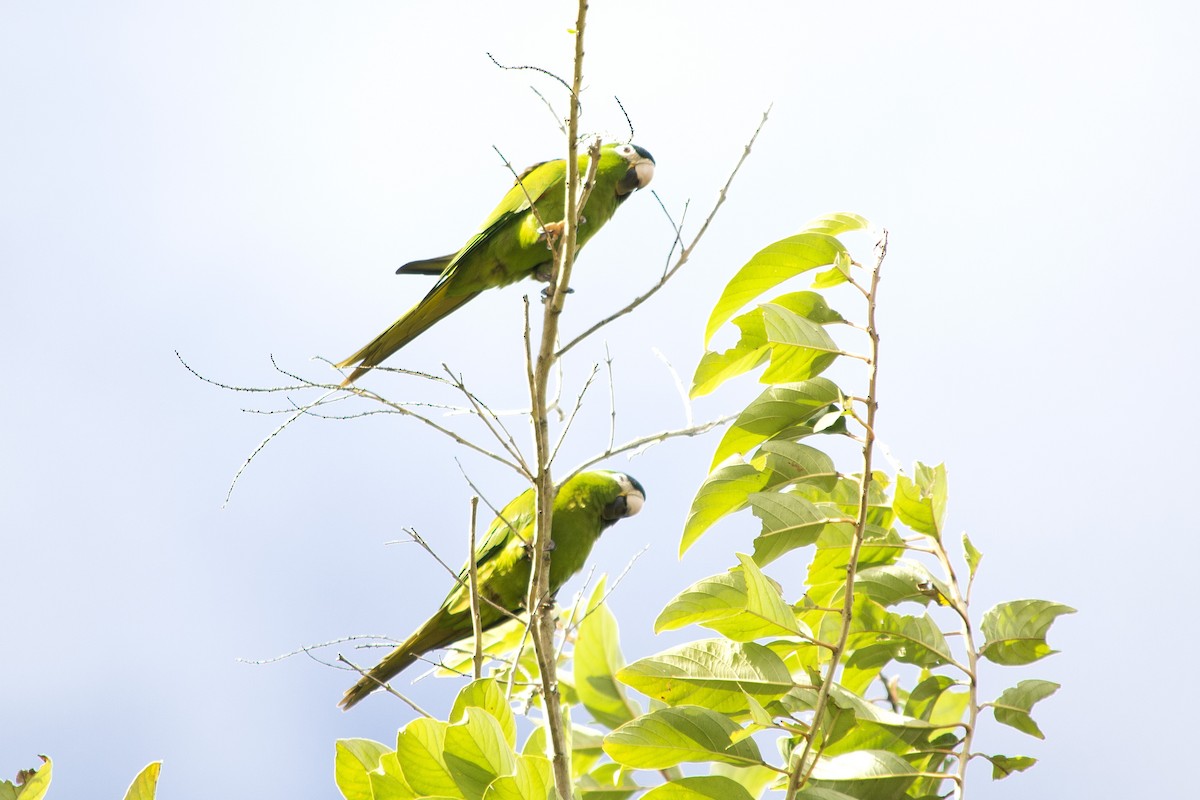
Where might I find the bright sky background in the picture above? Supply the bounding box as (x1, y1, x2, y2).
(3, 1, 1197, 797)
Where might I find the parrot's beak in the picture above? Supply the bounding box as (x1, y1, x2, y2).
(617, 158, 655, 195)
(602, 473, 646, 522)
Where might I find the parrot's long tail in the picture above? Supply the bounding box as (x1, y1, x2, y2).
(336, 281, 480, 386)
(339, 612, 462, 710)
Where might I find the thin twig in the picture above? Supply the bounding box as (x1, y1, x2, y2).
(652, 347, 694, 428)
(337, 655, 435, 718)
(550, 362, 601, 465)
(468, 496, 484, 680)
(564, 416, 735, 480)
(395, 528, 523, 624)
(605, 345, 617, 452)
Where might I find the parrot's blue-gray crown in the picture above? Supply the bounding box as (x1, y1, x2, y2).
(631, 144, 654, 164)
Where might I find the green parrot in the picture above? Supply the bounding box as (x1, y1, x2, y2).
(339, 470, 646, 710)
(336, 143, 656, 385)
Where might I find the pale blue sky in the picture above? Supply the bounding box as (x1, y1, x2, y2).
(3, 1, 1197, 797)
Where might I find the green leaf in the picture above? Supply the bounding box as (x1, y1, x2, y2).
(444, 708, 518, 800)
(759, 304, 841, 383)
(992, 680, 1060, 739)
(617, 639, 793, 714)
(893, 463, 948, 539)
(808, 750, 918, 800)
(811, 249, 853, 289)
(988, 754, 1038, 780)
(904, 675, 965, 726)
(4, 757, 51, 800)
(980, 600, 1075, 666)
(395, 718, 462, 798)
(481, 754, 554, 800)
(704, 232, 847, 346)
(451, 679, 518, 749)
(708, 764, 780, 800)
(853, 560, 951, 608)
(603, 706, 763, 769)
(640, 775, 756, 800)
(758, 440, 839, 492)
(963, 533, 982, 579)
(575, 588, 642, 729)
(709, 380, 842, 469)
(681, 464, 770, 555)
(802, 212, 872, 236)
(122, 762, 162, 800)
(576, 762, 642, 800)
(655, 559, 805, 642)
(749, 492, 840, 566)
(335, 739, 393, 800)
(372, 754, 418, 800)
(735, 553, 802, 637)
(846, 597, 955, 669)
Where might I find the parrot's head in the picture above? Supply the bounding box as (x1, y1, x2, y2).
(612, 143, 656, 196)
(600, 471, 646, 526)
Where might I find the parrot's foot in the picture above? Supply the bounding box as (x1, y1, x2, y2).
(539, 285, 574, 302)
(523, 539, 557, 560)
(537, 220, 566, 241)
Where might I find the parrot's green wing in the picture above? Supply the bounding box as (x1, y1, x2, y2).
(440, 487, 537, 616)
(429, 158, 568, 295)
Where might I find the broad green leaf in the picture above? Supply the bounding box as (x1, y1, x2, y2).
(481, 754, 554, 800)
(992, 680, 1060, 739)
(655, 569, 755, 633)
(736, 553, 802, 637)
(617, 639, 793, 714)
(846, 597, 954, 668)
(980, 600, 1075, 666)
(603, 706, 763, 769)
(452, 679, 518, 749)
(704, 232, 846, 346)
(801, 212, 872, 237)
(893, 463, 947, 539)
(904, 675, 966, 726)
(808, 750, 918, 800)
(395, 718, 461, 798)
(709, 380, 842, 469)
(708, 764, 780, 800)
(681, 464, 769, 555)
(988, 754, 1037, 780)
(575, 589, 642, 729)
(444, 708, 518, 800)
(853, 560, 950, 608)
(640, 775, 756, 800)
(759, 304, 841, 383)
(3, 757, 51, 800)
(758, 440, 838, 492)
(335, 739, 392, 800)
(802, 521, 902, 606)
(692, 341, 770, 398)
(811, 249, 853, 289)
(372, 754, 418, 800)
(750, 492, 839, 566)
(656, 561, 803, 642)
(576, 762, 642, 800)
(780, 684, 936, 756)
(963, 533, 982, 579)
(122, 762, 161, 800)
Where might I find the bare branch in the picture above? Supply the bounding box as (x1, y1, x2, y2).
(468, 496, 484, 680)
(337, 655, 434, 719)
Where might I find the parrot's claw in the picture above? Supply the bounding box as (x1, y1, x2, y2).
(537, 220, 566, 241)
(540, 285, 575, 302)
